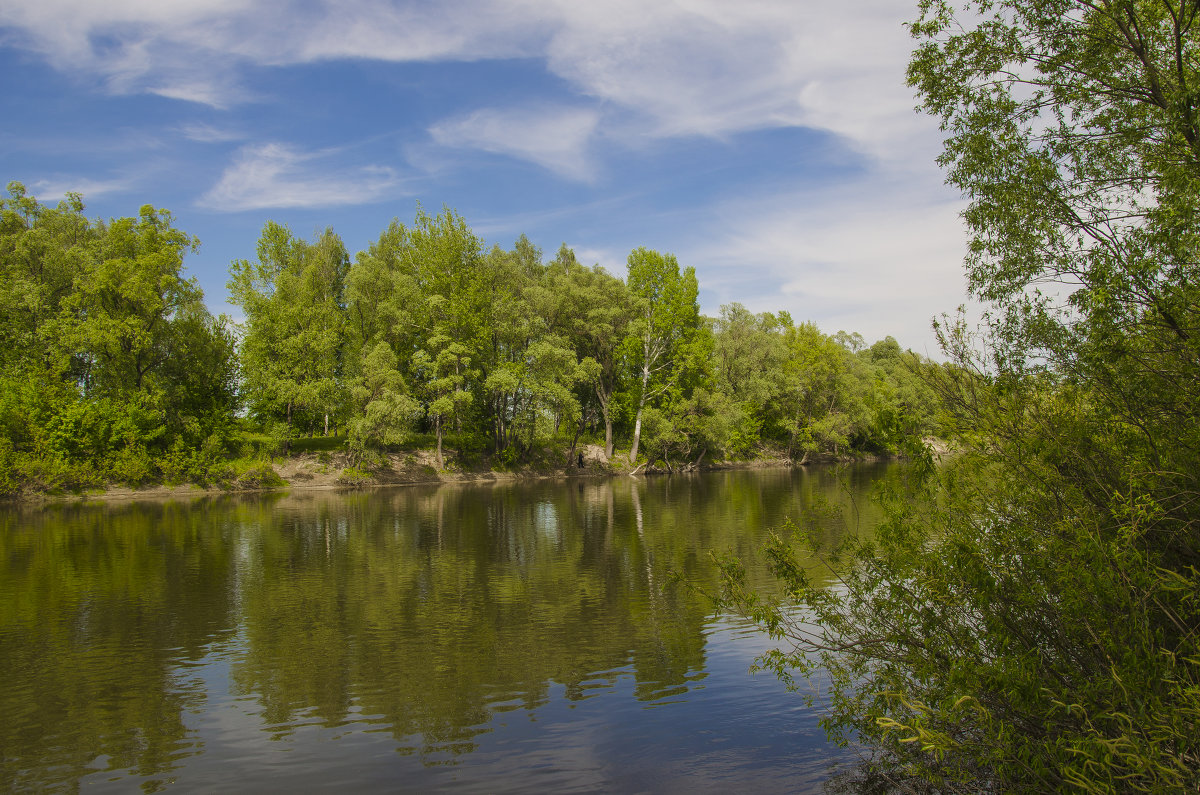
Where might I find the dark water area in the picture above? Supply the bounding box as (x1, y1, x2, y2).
(0, 464, 898, 792)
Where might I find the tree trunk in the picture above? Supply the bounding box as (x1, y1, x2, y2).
(436, 415, 444, 470)
(284, 399, 293, 454)
(628, 363, 650, 463)
(629, 406, 644, 464)
(567, 419, 584, 466)
(495, 401, 507, 453)
(596, 386, 614, 459)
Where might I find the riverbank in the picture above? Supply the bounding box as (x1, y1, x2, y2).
(8, 434, 948, 505)
(9, 442, 898, 505)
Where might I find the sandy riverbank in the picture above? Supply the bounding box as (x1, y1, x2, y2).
(11, 440, 933, 505)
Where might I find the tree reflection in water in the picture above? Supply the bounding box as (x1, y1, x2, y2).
(0, 464, 895, 791)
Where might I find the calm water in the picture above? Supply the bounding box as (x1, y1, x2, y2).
(0, 464, 895, 793)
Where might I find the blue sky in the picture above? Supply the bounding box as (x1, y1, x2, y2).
(0, 0, 969, 353)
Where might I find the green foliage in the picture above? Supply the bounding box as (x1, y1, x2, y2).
(346, 341, 420, 458)
(228, 222, 349, 448)
(1, 183, 946, 496)
(775, 322, 870, 458)
(232, 462, 285, 491)
(336, 466, 374, 487)
(704, 307, 942, 462)
(548, 244, 633, 458)
(623, 247, 704, 463)
(0, 184, 238, 493)
(718, 1, 1200, 790)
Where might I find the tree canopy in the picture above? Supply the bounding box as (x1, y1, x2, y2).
(0, 183, 238, 492)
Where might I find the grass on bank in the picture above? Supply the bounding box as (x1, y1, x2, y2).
(2, 417, 899, 500)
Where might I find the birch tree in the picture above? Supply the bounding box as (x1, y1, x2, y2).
(623, 247, 701, 463)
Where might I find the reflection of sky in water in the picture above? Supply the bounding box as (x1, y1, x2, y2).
(534, 501, 559, 541)
(2, 464, 896, 792)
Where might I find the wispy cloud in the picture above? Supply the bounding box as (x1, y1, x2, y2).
(0, 1, 934, 160)
(540, 0, 937, 164)
(571, 246, 625, 277)
(429, 105, 600, 181)
(30, 176, 131, 202)
(282, 0, 541, 62)
(176, 122, 244, 143)
(686, 178, 969, 352)
(0, 0, 251, 107)
(0, 0, 538, 108)
(197, 143, 401, 211)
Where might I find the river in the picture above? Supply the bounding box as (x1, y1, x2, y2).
(0, 463, 898, 792)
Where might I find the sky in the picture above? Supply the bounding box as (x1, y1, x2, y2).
(0, 0, 970, 354)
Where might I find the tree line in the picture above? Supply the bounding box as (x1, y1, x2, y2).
(0, 186, 943, 494)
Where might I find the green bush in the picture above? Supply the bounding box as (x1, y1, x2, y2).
(0, 439, 18, 498)
(336, 466, 373, 487)
(233, 463, 284, 491)
(108, 443, 154, 487)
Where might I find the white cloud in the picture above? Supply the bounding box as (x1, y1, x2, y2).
(0, 0, 540, 108)
(282, 0, 543, 63)
(571, 246, 625, 277)
(429, 106, 600, 181)
(149, 80, 240, 108)
(0, 0, 252, 107)
(198, 143, 401, 211)
(546, 0, 940, 166)
(686, 177, 970, 354)
(0, 0, 935, 162)
(30, 176, 131, 202)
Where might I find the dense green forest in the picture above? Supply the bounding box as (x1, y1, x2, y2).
(720, 0, 1200, 791)
(0, 186, 942, 496)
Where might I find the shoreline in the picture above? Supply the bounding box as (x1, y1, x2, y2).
(5, 445, 908, 506)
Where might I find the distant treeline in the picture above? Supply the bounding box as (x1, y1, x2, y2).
(0, 182, 946, 493)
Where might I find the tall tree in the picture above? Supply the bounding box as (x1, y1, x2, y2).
(556, 248, 633, 459)
(67, 206, 203, 396)
(711, 303, 790, 455)
(228, 223, 349, 449)
(480, 238, 540, 456)
(343, 221, 421, 456)
(0, 183, 93, 378)
(777, 321, 871, 460)
(623, 248, 702, 463)
(396, 206, 490, 467)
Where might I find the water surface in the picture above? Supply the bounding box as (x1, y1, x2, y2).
(0, 464, 894, 792)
